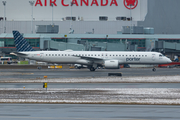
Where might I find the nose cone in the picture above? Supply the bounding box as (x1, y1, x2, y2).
(167, 58, 172, 63)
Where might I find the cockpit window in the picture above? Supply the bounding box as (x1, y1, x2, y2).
(159, 54, 164, 57)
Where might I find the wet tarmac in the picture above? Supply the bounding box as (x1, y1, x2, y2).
(0, 68, 179, 79)
(0, 68, 179, 119)
(0, 104, 180, 120)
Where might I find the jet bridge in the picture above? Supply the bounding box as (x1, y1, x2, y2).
(155, 41, 180, 51)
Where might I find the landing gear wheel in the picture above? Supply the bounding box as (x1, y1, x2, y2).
(152, 68, 156, 72)
(90, 67, 95, 72)
(37, 66, 42, 70)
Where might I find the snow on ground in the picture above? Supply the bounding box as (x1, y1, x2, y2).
(1, 75, 180, 83)
(1, 76, 180, 104)
(0, 88, 180, 105)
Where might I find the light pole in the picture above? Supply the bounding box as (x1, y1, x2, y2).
(2, 1, 6, 33)
(130, 5, 133, 34)
(51, 3, 54, 25)
(70, 1, 73, 30)
(29, 1, 35, 34)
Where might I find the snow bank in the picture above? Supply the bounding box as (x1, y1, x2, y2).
(1, 76, 180, 83)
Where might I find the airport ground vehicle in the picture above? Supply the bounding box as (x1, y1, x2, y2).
(0, 57, 12, 64)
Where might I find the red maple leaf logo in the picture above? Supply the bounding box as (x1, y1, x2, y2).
(124, 0, 138, 10)
(126, 0, 136, 6)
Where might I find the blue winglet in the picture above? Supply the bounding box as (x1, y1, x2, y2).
(13, 31, 35, 52)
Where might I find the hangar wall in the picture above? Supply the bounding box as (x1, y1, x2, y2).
(138, 0, 180, 34)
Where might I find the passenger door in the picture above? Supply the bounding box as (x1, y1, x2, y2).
(40, 53, 44, 60)
(152, 54, 156, 61)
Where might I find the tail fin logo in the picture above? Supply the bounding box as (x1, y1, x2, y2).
(13, 31, 35, 52)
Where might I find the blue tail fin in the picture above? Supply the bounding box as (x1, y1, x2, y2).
(13, 31, 35, 52)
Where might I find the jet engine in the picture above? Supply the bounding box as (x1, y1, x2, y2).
(104, 60, 119, 69)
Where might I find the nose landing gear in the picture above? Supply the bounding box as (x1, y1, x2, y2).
(152, 67, 156, 72)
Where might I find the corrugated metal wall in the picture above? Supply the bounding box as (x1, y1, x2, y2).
(138, 0, 180, 34)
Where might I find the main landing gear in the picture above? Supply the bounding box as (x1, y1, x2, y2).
(89, 64, 97, 72)
(152, 67, 156, 72)
(89, 67, 96, 71)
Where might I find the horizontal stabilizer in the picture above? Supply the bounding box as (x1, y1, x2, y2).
(10, 52, 27, 56)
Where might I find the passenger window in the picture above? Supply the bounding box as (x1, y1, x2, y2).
(62, 54, 63, 56)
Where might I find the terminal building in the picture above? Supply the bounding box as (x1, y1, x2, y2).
(0, 0, 180, 59)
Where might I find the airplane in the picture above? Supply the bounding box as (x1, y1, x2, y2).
(10, 30, 172, 72)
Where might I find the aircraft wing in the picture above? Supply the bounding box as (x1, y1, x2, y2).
(73, 55, 103, 61)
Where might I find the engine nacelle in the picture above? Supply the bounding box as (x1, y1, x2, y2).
(104, 60, 119, 69)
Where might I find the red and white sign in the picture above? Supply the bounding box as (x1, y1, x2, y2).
(124, 0, 138, 9)
(35, 0, 119, 6)
(0, 0, 147, 21)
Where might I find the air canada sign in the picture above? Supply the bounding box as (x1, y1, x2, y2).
(35, 0, 138, 9)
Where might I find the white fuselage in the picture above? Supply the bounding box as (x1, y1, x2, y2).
(16, 51, 172, 65)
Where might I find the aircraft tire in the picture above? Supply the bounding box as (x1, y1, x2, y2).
(37, 66, 42, 70)
(90, 67, 95, 72)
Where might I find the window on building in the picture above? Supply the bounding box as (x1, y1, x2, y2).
(116, 17, 126, 21)
(99, 16, 108, 21)
(65, 16, 76, 21)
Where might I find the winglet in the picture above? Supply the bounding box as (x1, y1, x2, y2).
(12, 31, 35, 52)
